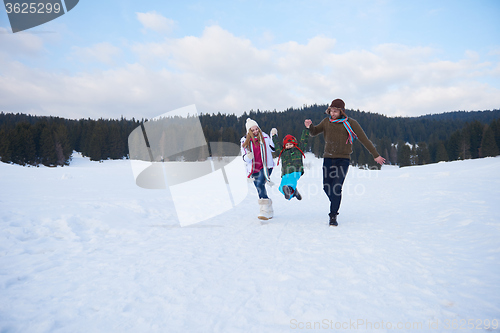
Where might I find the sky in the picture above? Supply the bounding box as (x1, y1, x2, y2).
(0, 0, 499, 120)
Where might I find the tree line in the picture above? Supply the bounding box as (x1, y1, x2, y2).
(199, 106, 500, 168)
(0, 113, 140, 166)
(0, 105, 499, 167)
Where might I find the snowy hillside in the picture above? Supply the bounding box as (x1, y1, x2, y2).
(1, 154, 499, 333)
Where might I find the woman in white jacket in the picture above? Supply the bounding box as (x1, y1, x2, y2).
(240, 118, 275, 220)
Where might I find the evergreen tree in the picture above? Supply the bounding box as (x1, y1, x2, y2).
(416, 142, 431, 165)
(357, 148, 367, 168)
(480, 125, 499, 157)
(54, 123, 72, 165)
(311, 135, 324, 158)
(40, 125, 57, 166)
(489, 118, 500, 151)
(467, 120, 484, 158)
(383, 148, 390, 165)
(466, 121, 484, 159)
(397, 143, 412, 167)
(389, 145, 398, 165)
(458, 129, 471, 160)
(447, 131, 463, 161)
(0, 128, 11, 163)
(88, 122, 106, 161)
(128, 127, 150, 161)
(107, 123, 125, 160)
(435, 141, 449, 162)
(12, 123, 36, 165)
(410, 145, 418, 165)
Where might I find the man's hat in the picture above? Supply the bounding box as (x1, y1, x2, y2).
(325, 98, 346, 114)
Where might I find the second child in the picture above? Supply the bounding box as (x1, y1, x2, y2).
(270, 128, 309, 200)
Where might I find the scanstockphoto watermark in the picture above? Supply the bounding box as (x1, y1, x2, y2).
(3, 0, 79, 33)
(128, 105, 248, 227)
(290, 318, 499, 330)
(249, 163, 380, 201)
(254, 181, 369, 201)
(300, 161, 381, 181)
(290, 319, 424, 330)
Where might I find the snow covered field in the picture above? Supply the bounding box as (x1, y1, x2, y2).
(1, 153, 499, 333)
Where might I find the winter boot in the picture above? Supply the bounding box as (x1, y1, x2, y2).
(258, 198, 273, 220)
(294, 188, 302, 200)
(258, 199, 266, 219)
(264, 198, 274, 219)
(329, 213, 338, 226)
(282, 186, 293, 200)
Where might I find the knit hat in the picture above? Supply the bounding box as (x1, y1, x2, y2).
(283, 134, 298, 146)
(277, 135, 305, 165)
(245, 118, 259, 132)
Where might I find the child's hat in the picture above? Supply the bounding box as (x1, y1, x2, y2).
(283, 134, 298, 146)
(277, 134, 305, 165)
(245, 118, 259, 132)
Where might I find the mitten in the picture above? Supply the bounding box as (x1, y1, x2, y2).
(270, 128, 278, 137)
(246, 152, 254, 160)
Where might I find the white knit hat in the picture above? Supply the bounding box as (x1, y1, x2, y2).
(245, 118, 259, 132)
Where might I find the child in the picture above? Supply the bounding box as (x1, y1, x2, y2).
(270, 128, 309, 200)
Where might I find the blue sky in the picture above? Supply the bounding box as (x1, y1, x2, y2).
(1, 0, 499, 120)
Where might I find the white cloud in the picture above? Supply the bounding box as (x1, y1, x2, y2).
(274, 36, 337, 73)
(70, 42, 122, 65)
(166, 26, 273, 78)
(136, 11, 175, 34)
(0, 27, 45, 57)
(1, 25, 499, 120)
(364, 82, 500, 116)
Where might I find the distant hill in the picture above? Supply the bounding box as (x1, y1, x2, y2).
(417, 109, 500, 123)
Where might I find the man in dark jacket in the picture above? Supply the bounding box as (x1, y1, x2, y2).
(304, 99, 385, 226)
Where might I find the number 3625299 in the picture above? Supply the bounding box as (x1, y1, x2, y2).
(5, 2, 62, 14)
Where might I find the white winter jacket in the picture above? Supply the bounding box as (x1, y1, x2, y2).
(240, 132, 275, 178)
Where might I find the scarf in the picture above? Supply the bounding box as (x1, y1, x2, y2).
(249, 137, 271, 182)
(329, 116, 358, 144)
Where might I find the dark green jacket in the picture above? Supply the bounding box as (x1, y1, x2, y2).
(272, 130, 309, 177)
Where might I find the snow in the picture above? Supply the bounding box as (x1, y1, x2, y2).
(1, 153, 499, 332)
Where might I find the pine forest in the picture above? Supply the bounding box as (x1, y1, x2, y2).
(1, 105, 499, 168)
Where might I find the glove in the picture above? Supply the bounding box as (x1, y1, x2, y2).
(270, 128, 278, 137)
(246, 152, 254, 160)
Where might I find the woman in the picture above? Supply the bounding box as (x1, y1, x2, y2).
(240, 118, 275, 220)
(304, 99, 385, 226)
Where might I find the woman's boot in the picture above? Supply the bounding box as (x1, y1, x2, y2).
(258, 198, 273, 220)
